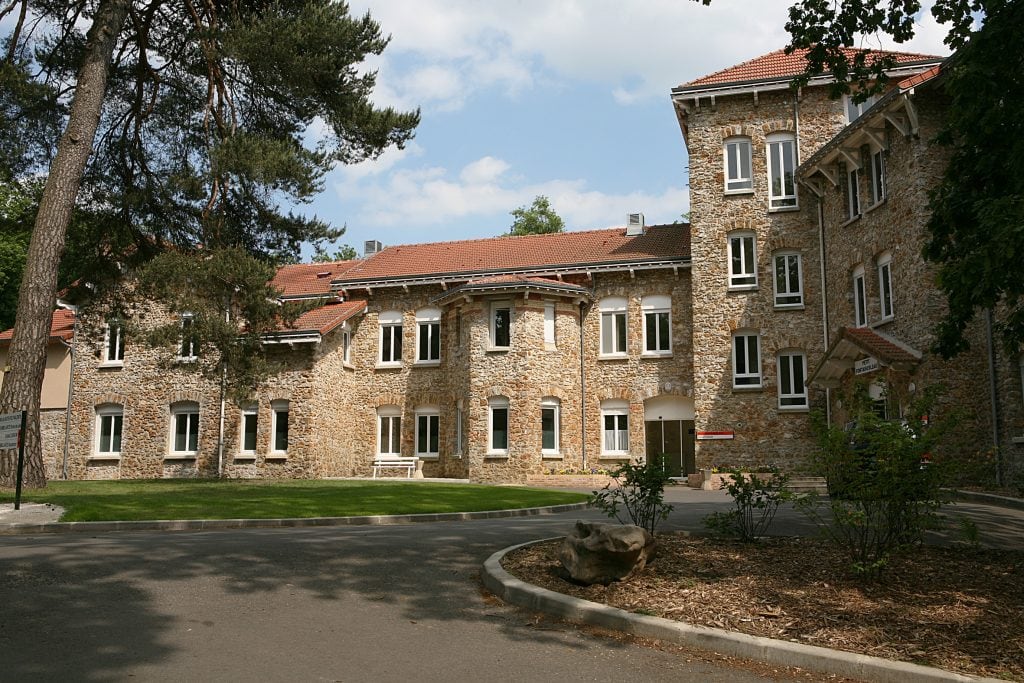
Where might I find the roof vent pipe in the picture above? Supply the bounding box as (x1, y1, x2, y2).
(625, 213, 645, 236)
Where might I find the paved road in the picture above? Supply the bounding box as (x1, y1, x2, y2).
(2, 487, 1021, 682)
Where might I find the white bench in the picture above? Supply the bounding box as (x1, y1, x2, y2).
(371, 456, 418, 478)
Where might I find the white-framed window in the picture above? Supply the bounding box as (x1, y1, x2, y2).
(728, 232, 757, 288)
(239, 403, 258, 455)
(415, 308, 441, 364)
(641, 295, 672, 355)
(845, 93, 879, 123)
(169, 401, 200, 456)
(488, 396, 509, 455)
(767, 133, 798, 210)
(342, 328, 352, 365)
(724, 136, 753, 192)
(94, 403, 123, 458)
(599, 297, 628, 356)
(600, 399, 629, 456)
(732, 332, 762, 388)
(541, 397, 560, 456)
(178, 313, 197, 361)
(845, 165, 861, 220)
(378, 310, 403, 365)
(490, 301, 511, 349)
(270, 399, 289, 454)
(773, 252, 803, 307)
(377, 405, 402, 456)
(777, 351, 808, 409)
(455, 400, 464, 457)
(415, 407, 440, 458)
(543, 302, 556, 345)
(877, 252, 894, 321)
(103, 321, 124, 365)
(853, 266, 867, 327)
(868, 148, 886, 206)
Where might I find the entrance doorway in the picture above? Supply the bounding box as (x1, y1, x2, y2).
(643, 396, 696, 477)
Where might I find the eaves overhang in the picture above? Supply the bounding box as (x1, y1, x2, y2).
(432, 280, 592, 307)
(808, 326, 922, 389)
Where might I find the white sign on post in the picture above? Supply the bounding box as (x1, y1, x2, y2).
(0, 412, 22, 449)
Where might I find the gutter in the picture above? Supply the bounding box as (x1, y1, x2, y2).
(579, 300, 588, 471)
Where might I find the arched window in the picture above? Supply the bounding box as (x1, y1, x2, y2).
(766, 132, 797, 209)
(415, 405, 440, 458)
(541, 397, 560, 456)
(94, 403, 123, 458)
(378, 311, 403, 365)
(852, 265, 867, 327)
(641, 295, 672, 355)
(727, 231, 757, 288)
(599, 297, 627, 356)
(271, 399, 289, 454)
(600, 399, 629, 455)
(777, 351, 808, 409)
(732, 331, 762, 388)
(415, 308, 441, 363)
(488, 396, 509, 455)
(377, 405, 402, 456)
(877, 252, 894, 321)
(723, 136, 753, 192)
(239, 403, 258, 455)
(169, 401, 200, 456)
(773, 251, 803, 307)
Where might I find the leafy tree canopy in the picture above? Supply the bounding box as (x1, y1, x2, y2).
(508, 195, 565, 236)
(313, 243, 359, 262)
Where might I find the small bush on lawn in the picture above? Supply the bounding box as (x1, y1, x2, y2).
(591, 460, 674, 535)
(800, 382, 953, 578)
(704, 469, 792, 541)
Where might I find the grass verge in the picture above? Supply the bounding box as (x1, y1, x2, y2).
(0, 479, 589, 522)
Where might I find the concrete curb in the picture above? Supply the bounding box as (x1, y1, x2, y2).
(482, 538, 1001, 683)
(0, 501, 591, 536)
(953, 489, 1024, 511)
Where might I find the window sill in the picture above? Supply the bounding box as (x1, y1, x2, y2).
(864, 199, 886, 214)
(484, 452, 509, 459)
(375, 362, 403, 370)
(175, 357, 198, 364)
(413, 360, 441, 367)
(774, 303, 805, 311)
(640, 351, 672, 359)
(727, 284, 758, 292)
(235, 453, 257, 461)
(165, 453, 197, 461)
(98, 361, 124, 369)
(598, 353, 628, 361)
(543, 342, 557, 351)
(417, 455, 438, 461)
(342, 362, 355, 371)
(266, 452, 288, 460)
(1012, 437, 1024, 445)
(839, 214, 862, 228)
(732, 386, 763, 393)
(724, 188, 754, 196)
(768, 205, 800, 213)
(542, 451, 561, 459)
(486, 346, 511, 353)
(89, 454, 121, 462)
(870, 316, 895, 328)
(778, 405, 810, 413)
(599, 453, 630, 459)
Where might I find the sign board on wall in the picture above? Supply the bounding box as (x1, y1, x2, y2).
(696, 431, 734, 440)
(854, 356, 879, 375)
(0, 412, 21, 449)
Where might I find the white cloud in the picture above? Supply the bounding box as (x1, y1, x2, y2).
(459, 156, 510, 185)
(337, 142, 424, 182)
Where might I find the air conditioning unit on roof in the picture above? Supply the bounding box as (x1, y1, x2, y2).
(625, 213, 645, 236)
(364, 239, 383, 257)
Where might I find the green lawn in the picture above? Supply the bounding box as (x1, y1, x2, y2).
(0, 479, 589, 522)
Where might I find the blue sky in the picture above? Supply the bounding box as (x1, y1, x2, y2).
(302, 0, 948, 258)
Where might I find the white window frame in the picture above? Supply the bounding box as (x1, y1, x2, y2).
(489, 301, 512, 350)
(415, 407, 440, 459)
(541, 397, 560, 457)
(773, 252, 803, 308)
(844, 93, 879, 123)
(487, 396, 509, 456)
(543, 302, 556, 346)
(377, 406, 402, 456)
(177, 312, 197, 362)
(766, 133, 798, 210)
(641, 295, 672, 356)
(732, 332, 762, 389)
(723, 136, 753, 193)
(239, 403, 258, 456)
(868, 147, 886, 207)
(599, 297, 628, 357)
(341, 326, 352, 365)
(270, 399, 289, 455)
(102, 322, 124, 366)
(845, 165, 861, 221)
(853, 266, 868, 328)
(378, 310, 403, 366)
(454, 400, 464, 458)
(415, 308, 441, 365)
(94, 404, 123, 459)
(877, 253, 894, 321)
(728, 232, 757, 289)
(777, 351, 808, 410)
(169, 401, 200, 458)
(600, 400, 630, 456)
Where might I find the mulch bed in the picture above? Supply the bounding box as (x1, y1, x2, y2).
(502, 535, 1024, 680)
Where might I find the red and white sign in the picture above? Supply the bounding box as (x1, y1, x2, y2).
(696, 430, 734, 440)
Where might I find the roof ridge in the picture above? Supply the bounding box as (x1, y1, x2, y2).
(364, 223, 685, 253)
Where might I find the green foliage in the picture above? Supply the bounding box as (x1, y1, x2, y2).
(313, 243, 358, 262)
(591, 460, 674, 535)
(801, 384, 953, 578)
(703, 469, 793, 542)
(508, 195, 565, 236)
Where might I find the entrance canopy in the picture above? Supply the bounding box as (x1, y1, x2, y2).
(808, 327, 922, 389)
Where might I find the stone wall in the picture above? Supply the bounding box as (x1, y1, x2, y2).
(683, 86, 848, 471)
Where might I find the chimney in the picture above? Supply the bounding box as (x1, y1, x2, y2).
(625, 213, 645, 236)
(364, 239, 383, 257)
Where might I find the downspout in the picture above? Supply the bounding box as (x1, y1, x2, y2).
(985, 308, 1003, 486)
(60, 307, 79, 480)
(817, 199, 831, 425)
(579, 299, 587, 471)
(217, 305, 229, 478)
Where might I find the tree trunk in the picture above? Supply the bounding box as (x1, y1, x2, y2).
(0, 0, 131, 488)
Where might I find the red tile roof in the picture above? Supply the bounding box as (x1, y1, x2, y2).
(843, 327, 921, 364)
(280, 300, 366, 336)
(0, 308, 76, 345)
(464, 274, 584, 288)
(678, 48, 942, 90)
(334, 224, 690, 285)
(272, 260, 360, 298)
(897, 63, 942, 90)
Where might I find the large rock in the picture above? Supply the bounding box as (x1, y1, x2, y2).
(558, 521, 656, 585)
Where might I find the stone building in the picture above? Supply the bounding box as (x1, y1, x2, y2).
(5, 47, 1020, 485)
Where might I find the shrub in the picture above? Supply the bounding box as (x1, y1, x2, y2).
(800, 383, 953, 578)
(591, 460, 674, 535)
(703, 469, 792, 541)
